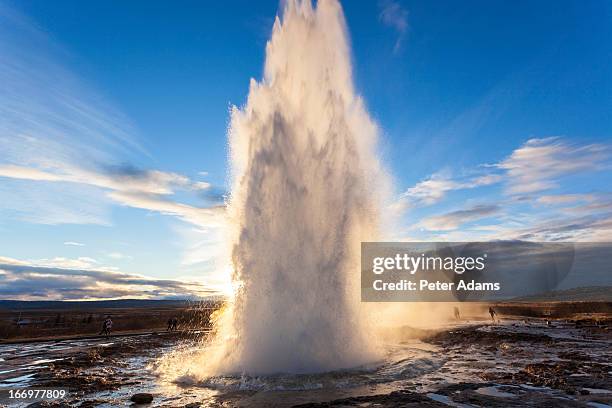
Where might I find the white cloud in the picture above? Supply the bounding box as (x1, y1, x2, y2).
(396, 171, 501, 211)
(398, 137, 608, 213)
(0, 162, 224, 228)
(403, 175, 462, 206)
(0, 255, 218, 300)
(497, 137, 609, 195)
(0, 164, 199, 196)
(192, 181, 212, 190)
(107, 191, 225, 230)
(399, 137, 611, 241)
(63, 241, 85, 247)
(27, 256, 99, 270)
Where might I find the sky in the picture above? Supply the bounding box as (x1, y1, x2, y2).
(0, 0, 610, 300)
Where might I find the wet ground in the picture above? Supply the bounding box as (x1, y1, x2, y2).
(0, 319, 610, 407)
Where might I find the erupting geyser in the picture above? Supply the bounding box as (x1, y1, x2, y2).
(165, 0, 389, 378)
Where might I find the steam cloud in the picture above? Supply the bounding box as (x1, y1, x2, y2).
(165, 0, 389, 376)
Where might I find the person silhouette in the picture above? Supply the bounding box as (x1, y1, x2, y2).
(488, 307, 497, 323)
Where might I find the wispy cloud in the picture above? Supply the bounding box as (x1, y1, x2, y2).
(517, 213, 612, 241)
(0, 4, 141, 225)
(398, 137, 609, 211)
(496, 137, 609, 195)
(536, 194, 596, 206)
(398, 137, 611, 241)
(0, 164, 196, 196)
(474, 210, 612, 242)
(395, 172, 501, 211)
(105, 252, 131, 261)
(0, 4, 225, 231)
(378, 0, 408, 53)
(0, 162, 225, 228)
(107, 191, 225, 229)
(192, 181, 212, 190)
(0, 3, 228, 293)
(64, 241, 85, 247)
(0, 255, 217, 300)
(419, 204, 500, 231)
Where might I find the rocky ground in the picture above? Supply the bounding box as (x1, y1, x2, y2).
(0, 331, 204, 407)
(295, 318, 612, 408)
(0, 318, 610, 407)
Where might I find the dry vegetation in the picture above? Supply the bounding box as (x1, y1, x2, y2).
(0, 302, 221, 341)
(493, 301, 612, 319)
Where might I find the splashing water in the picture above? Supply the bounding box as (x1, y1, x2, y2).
(161, 0, 389, 379)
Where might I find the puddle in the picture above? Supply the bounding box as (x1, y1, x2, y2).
(0, 373, 35, 386)
(475, 385, 517, 398)
(426, 392, 472, 407)
(587, 403, 612, 408)
(520, 384, 550, 391)
(583, 388, 612, 394)
(27, 358, 64, 366)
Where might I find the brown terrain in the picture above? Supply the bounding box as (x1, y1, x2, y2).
(0, 300, 610, 407)
(0, 300, 219, 342)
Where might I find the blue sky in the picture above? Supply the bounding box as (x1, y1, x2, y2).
(0, 0, 610, 300)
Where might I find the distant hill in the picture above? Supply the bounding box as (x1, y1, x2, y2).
(512, 286, 612, 302)
(0, 299, 218, 310)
